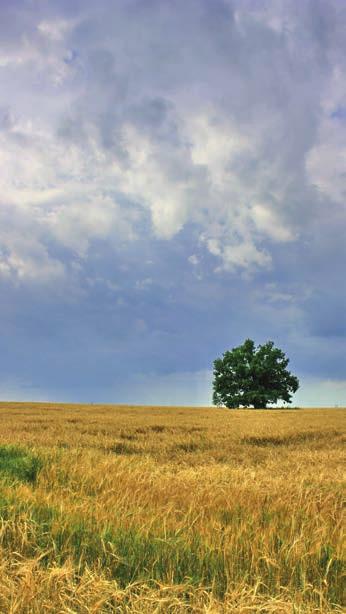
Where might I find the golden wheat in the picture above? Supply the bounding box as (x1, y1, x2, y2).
(0, 402, 344, 613)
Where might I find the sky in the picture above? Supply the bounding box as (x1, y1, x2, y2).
(0, 0, 345, 406)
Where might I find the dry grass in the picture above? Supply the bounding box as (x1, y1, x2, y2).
(0, 402, 344, 613)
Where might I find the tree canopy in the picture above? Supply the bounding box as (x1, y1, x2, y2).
(213, 339, 299, 409)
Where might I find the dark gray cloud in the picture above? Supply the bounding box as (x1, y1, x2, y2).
(0, 0, 345, 404)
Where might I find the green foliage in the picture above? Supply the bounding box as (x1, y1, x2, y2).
(0, 445, 42, 484)
(213, 339, 299, 408)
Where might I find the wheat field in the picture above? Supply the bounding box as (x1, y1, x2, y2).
(0, 402, 344, 613)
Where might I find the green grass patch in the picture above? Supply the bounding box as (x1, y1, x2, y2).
(0, 445, 42, 484)
(0, 497, 227, 595)
(0, 495, 343, 606)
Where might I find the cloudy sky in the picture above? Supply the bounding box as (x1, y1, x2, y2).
(0, 0, 345, 406)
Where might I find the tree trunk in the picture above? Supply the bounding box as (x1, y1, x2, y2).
(253, 399, 266, 409)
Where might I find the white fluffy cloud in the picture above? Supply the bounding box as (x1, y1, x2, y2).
(0, 0, 345, 284)
(0, 109, 139, 279)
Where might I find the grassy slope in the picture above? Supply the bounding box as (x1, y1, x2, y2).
(0, 402, 344, 613)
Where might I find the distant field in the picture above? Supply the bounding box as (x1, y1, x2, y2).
(0, 402, 344, 613)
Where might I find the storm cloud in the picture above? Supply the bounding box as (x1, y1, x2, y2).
(0, 0, 345, 405)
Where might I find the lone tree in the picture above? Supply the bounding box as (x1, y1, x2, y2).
(213, 339, 299, 408)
